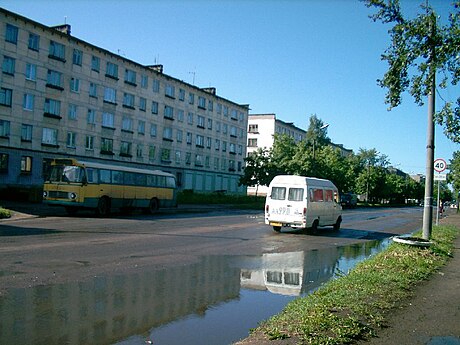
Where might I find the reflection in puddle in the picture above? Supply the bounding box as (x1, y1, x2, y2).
(0, 240, 389, 345)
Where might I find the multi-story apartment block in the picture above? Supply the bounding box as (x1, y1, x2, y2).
(0, 8, 249, 200)
(247, 113, 352, 195)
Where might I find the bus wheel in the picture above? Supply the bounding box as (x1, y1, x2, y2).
(273, 226, 281, 232)
(148, 198, 159, 214)
(65, 207, 78, 215)
(333, 216, 342, 231)
(96, 197, 110, 216)
(308, 220, 319, 235)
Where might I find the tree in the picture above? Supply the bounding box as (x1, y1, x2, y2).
(365, 0, 460, 142)
(448, 151, 460, 210)
(305, 114, 331, 147)
(239, 148, 272, 196)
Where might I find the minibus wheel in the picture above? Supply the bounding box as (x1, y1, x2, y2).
(96, 197, 110, 216)
(272, 226, 281, 232)
(308, 220, 319, 235)
(333, 216, 342, 231)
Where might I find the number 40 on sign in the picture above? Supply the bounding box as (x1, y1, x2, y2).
(434, 158, 447, 173)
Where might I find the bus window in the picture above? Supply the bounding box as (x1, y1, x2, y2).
(271, 187, 286, 200)
(146, 175, 157, 187)
(100, 169, 111, 184)
(157, 176, 166, 187)
(310, 188, 324, 202)
(166, 176, 176, 188)
(325, 190, 333, 202)
(136, 174, 146, 186)
(288, 188, 304, 201)
(86, 168, 98, 183)
(124, 172, 135, 185)
(62, 166, 85, 183)
(112, 170, 123, 184)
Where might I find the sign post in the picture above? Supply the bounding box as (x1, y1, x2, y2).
(433, 158, 447, 225)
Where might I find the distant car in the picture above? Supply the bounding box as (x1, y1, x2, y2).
(340, 193, 357, 208)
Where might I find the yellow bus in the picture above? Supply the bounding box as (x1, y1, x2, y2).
(43, 158, 177, 215)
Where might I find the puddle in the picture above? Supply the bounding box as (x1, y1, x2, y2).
(0, 240, 389, 345)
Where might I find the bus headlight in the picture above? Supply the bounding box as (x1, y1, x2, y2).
(69, 192, 77, 200)
(43, 191, 48, 198)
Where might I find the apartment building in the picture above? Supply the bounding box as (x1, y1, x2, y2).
(0, 8, 249, 200)
(247, 113, 352, 195)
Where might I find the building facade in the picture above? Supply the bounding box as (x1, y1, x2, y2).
(0, 8, 249, 200)
(247, 114, 306, 195)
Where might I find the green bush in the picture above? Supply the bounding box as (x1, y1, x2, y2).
(0, 207, 12, 219)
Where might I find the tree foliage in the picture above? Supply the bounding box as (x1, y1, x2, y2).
(365, 0, 460, 142)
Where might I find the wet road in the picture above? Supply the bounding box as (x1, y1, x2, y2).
(0, 207, 423, 344)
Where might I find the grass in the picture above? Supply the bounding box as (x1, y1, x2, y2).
(0, 206, 12, 219)
(248, 224, 459, 345)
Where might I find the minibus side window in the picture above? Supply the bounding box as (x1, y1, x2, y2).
(325, 189, 333, 202)
(271, 187, 286, 200)
(310, 188, 324, 202)
(288, 188, 304, 201)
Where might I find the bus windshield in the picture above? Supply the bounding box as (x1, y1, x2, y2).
(48, 165, 85, 183)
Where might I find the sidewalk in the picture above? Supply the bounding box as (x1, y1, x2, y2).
(355, 213, 460, 345)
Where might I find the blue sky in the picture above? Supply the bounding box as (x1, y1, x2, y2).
(2, 0, 459, 175)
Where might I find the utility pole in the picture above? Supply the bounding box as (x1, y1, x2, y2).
(422, 12, 436, 240)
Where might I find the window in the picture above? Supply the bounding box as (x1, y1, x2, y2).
(122, 116, 133, 132)
(20, 156, 32, 173)
(186, 132, 192, 145)
(176, 129, 183, 142)
(206, 137, 211, 149)
(151, 101, 159, 114)
(310, 188, 324, 202)
(187, 112, 194, 125)
(223, 124, 228, 134)
(230, 126, 238, 137)
(150, 124, 157, 137)
(189, 93, 195, 104)
(85, 135, 94, 150)
(21, 124, 33, 142)
(215, 139, 220, 150)
(123, 92, 135, 108)
(124, 69, 136, 85)
(163, 127, 173, 141)
(141, 75, 148, 88)
(23, 93, 34, 111)
(248, 138, 257, 147)
(67, 131, 77, 148)
(0, 153, 8, 172)
(73, 49, 83, 66)
(47, 70, 63, 89)
(91, 55, 100, 72)
(25, 63, 36, 81)
(87, 109, 96, 124)
(120, 141, 132, 156)
(139, 97, 146, 111)
(138, 120, 145, 135)
(231, 109, 238, 120)
(106, 62, 118, 79)
(229, 143, 236, 154)
(217, 103, 222, 115)
(68, 104, 78, 120)
(325, 189, 334, 202)
(102, 112, 114, 128)
(179, 88, 185, 101)
(249, 124, 259, 133)
(136, 144, 143, 158)
(89, 83, 98, 97)
(223, 106, 229, 117)
(288, 188, 304, 201)
(198, 96, 206, 109)
(161, 148, 171, 162)
(25, 32, 39, 50)
(165, 84, 175, 98)
(42, 127, 58, 146)
(185, 152, 191, 165)
(103, 87, 116, 104)
(222, 141, 227, 152)
(70, 77, 80, 92)
(196, 135, 204, 147)
(271, 187, 286, 200)
(101, 137, 113, 154)
(177, 109, 184, 122)
(208, 100, 214, 111)
(148, 145, 156, 161)
(152, 79, 160, 92)
(5, 24, 18, 44)
(175, 150, 181, 164)
(49, 40, 66, 61)
(195, 154, 204, 167)
(2, 56, 15, 75)
(0, 120, 10, 137)
(44, 98, 61, 117)
(207, 118, 213, 130)
(197, 115, 205, 128)
(164, 105, 174, 119)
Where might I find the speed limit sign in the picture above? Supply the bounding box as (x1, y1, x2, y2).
(434, 158, 447, 172)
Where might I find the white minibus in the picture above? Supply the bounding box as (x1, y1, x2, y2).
(265, 175, 342, 233)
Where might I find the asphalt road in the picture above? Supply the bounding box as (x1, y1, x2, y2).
(0, 206, 423, 292)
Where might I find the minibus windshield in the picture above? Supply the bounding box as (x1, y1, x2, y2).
(48, 165, 85, 183)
